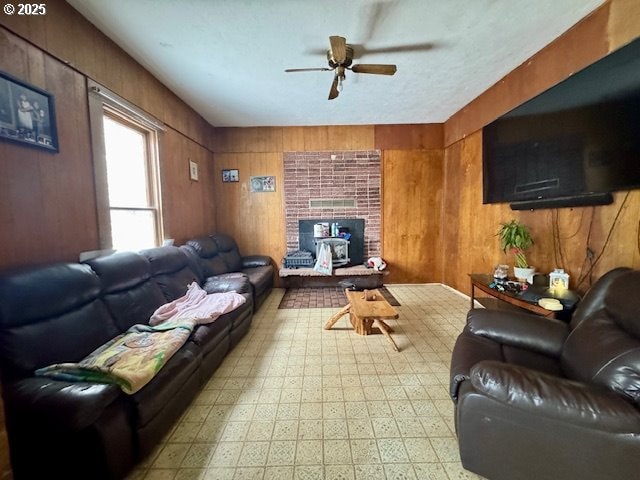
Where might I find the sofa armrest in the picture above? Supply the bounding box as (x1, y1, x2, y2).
(241, 255, 272, 269)
(450, 331, 503, 401)
(202, 272, 252, 295)
(466, 308, 569, 357)
(470, 360, 640, 432)
(4, 377, 122, 431)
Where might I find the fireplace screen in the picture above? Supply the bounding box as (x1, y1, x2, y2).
(316, 238, 350, 267)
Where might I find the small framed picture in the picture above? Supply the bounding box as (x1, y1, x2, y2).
(0, 70, 58, 152)
(222, 169, 239, 182)
(189, 160, 199, 181)
(250, 175, 276, 192)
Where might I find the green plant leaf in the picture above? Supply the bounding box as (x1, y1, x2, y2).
(496, 219, 534, 267)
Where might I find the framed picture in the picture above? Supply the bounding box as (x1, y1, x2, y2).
(0, 71, 58, 152)
(250, 175, 276, 192)
(222, 169, 239, 183)
(189, 160, 199, 181)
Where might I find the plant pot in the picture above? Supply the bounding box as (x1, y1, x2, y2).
(514, 267, 536, 283)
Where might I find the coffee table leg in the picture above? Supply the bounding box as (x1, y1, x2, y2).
(324, 303, 351, 330)
(373, 319, 399, 352)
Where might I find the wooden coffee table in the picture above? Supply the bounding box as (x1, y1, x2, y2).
(324, 289, 400, 351)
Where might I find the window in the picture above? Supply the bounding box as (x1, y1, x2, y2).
(102, 112, 161, 251)
(89, 82, 164, 252)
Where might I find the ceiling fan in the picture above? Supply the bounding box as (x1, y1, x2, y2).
(285, 35, 397, 100)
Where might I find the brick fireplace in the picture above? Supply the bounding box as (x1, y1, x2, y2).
(283, 150, 381, 260)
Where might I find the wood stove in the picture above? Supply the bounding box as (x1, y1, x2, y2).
(298, 219, 364, 266)
(315, 238, 350, 267)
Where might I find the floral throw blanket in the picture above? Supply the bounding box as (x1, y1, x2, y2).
(35, 284, 246, 394)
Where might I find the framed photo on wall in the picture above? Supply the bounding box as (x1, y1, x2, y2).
(222, 169, 239, 182)
(0, 71, 58, 152)
(250, 175, 276, 192)
(189, 160, 199, 181)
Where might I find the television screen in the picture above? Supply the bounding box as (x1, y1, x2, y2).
(483, 37, 640, 208)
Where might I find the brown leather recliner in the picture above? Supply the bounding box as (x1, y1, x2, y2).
(449, 267, 640, 480)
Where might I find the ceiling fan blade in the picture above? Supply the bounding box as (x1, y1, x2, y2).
(351, 64, 397, 75)
(329, 36, 347, 64)
(353, 42, 435, 56)
(306, 42, 435, 58)
(328, 75, 339, 100)
(285, 67, 332, 72)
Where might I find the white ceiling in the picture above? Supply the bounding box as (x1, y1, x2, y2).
(66, 0, 605, 128)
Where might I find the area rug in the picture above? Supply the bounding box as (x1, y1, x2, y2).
(278, 286, 400, 309)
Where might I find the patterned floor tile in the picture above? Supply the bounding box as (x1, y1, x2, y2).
(131, 285, 485, 479)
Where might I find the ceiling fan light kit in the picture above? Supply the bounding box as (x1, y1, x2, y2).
(285, 35, 397, 100)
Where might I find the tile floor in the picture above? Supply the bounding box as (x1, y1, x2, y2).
(129, 284, 484, 480)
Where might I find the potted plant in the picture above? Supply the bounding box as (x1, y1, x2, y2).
(497, 219, 535, 282)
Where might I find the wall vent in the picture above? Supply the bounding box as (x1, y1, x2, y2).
(309, 198, 356, 209)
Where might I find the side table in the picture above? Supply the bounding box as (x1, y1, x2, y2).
(469, 273, 580, 319)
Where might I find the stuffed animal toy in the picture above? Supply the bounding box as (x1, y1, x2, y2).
(367, 256, 387, 271)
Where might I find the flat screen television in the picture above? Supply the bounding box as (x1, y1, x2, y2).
(483, 37, 640, 210)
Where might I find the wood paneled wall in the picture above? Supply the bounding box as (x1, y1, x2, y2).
(0, 0, 216, 270)
(0, 0, 213, 147)
(159, 130, 216, 244)
(214, 152, 284, 259)
(0, 29, 98, 267)
(442, 132, 640, 295)
(441, 0, 640, 295)
(212, 125, 444, 284)
(212, 127, 377, 278)
(383, 150, 444, 283)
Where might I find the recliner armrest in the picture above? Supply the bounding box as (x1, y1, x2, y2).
(4, 377, 122, 431)
(241, 255, 272, 269)
(202, 273, 252, 295)
(466, 308, 569, 357)
(470, 360, 640, 432)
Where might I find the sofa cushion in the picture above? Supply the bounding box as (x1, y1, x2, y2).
(605, 271, 640, 337)
(189, 315, 232, 356)
(212, 234, 243, 272)
(203, 273, 252, 295)
(131, 343, 200, 427)
(5, 377, 123, 431)
(242, 266, 274, 299)
(568, 267, 631, 329)
(242, 255, 272, 269)
(140, 246, 200, 301)
(561, 271, 640, 405)
(85, 252, 168, 331)
(562, 311, 640, 406)
(185, 237, 229, 276)
(0, 263, 120, 378)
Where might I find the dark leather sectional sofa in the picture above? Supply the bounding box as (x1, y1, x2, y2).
(0, 234, 273, 479)
(449, 267, 640, 480)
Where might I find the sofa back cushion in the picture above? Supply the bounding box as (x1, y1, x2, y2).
(0, 263, 120, 379)
(212, 234, 242, 272)
(85, 252, 168, 331)
(561, 270, 640, 406)
(568, 267, 631, 330)
(140, 246, 200, 301)
(185, 236, 229, 276)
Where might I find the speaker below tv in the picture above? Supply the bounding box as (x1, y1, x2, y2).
(510, 193, 613, 211)
(483, 37, 640, 210)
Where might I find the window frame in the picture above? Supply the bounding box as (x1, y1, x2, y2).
(88, 81, 165, 251)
